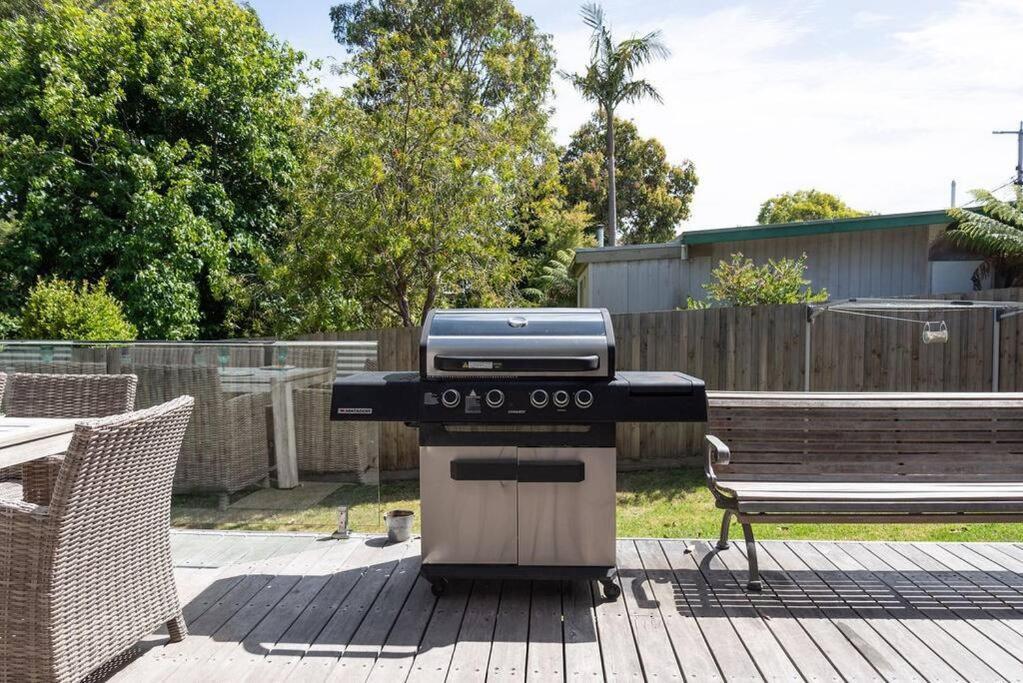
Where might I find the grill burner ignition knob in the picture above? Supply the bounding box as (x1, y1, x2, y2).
(574, 389, 594, 409)
(485, 389, 505, 409)
(441, 389, 461, 408)
(529, 389, 549, 408)
(552, 390, 570, 408)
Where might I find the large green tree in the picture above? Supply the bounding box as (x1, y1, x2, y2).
(560, 3, 669, 246)
(269, 37, 527, 331)
(284, 0, 588, 325)
(757, 189, 866, 224)
(0, 0, 304, 339)
(561, 116, 697, 244)
(948, 188, 1023, 288)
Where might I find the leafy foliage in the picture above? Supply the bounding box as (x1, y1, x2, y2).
(0, 0, 304, 339)
(260, 0, 579, 332)
(270, 34, 532, 330)
(947, 187, 1023, 287)
(521, 248, 582, 308)
(0, 311, 19, 338)
(702, 253, 828, 306)
(560, 3, 669, 112)
(756, 189, 866, 224)
(330, 0, 553, 115)
(0, 0, 43, 19)
(20, 278, 136, 340)
(562, 116, 697, 244)
(560, 2, 670, 246)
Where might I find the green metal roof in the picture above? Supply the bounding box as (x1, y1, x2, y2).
(676, 209, 951, 245)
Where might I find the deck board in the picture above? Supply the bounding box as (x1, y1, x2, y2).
(712, 540, 843, 682)
(99, 532, 1023, 682)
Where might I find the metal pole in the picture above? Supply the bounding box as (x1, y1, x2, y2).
(992, 310, 1001, 392)
(804, 315, 812, 392)
(992, 121, 1023, 186)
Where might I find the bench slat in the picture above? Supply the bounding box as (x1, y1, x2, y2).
(722, 481, 1023, 499)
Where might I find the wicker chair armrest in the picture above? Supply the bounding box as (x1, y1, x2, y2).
(225, 390, 268, 414)
(21, 455, 64, 506)
(0, 495, 48, 525)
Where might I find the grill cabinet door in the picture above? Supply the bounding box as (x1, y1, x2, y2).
(420, 445, 518, 565)
(517, 447, 616, 567)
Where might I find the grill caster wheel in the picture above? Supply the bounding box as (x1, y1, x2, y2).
(430, 578, 448, 597)
(600, 579, 621, 600)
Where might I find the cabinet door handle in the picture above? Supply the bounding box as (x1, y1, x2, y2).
(517, 461, 585, 483)
(450, 459, 518, 481)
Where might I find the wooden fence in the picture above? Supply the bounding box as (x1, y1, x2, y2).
(305, 288, 1023, 471)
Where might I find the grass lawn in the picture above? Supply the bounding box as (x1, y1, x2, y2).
(172, 468, 1023, 542)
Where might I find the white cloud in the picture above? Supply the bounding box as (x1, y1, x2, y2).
(548, 1, 1023, 232)
(852, 11, 892, 27)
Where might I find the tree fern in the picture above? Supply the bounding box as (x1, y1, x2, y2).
(948, 188, 1023, 287)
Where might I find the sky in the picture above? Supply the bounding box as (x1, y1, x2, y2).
(244, 0, 1023, 234)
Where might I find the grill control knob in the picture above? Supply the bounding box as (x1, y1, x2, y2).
(574, 389, 594, 409)
(552, 390, 570, 408)
(529, 389, 549, 409)
(441, 389, 461, 408)
(485, 389, 505, 409)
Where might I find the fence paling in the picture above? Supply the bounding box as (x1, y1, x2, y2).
(305, 287, 1023, 471)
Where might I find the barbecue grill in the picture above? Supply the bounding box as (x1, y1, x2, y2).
(331, 308, 707, 599)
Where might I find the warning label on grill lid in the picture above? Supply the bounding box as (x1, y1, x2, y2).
(462, 360, 495, 369)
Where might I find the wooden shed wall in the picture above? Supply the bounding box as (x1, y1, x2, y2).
(580, 224, 941, 313)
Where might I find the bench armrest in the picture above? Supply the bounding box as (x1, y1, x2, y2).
(704, 435, 736, 506)
(705, 434, 730, 466)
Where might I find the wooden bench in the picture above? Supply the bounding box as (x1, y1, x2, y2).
(704, 392, 1023, 590)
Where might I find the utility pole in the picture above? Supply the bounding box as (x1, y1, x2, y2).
(993, 121, 1023, 185)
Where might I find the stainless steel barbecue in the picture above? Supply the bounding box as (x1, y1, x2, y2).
(331, 308, 707, 599)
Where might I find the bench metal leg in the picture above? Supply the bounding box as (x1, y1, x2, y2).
(716, 510, 733, 550)
(741, 523, 762, 591)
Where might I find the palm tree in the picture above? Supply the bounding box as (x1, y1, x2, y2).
(561, 3, 669, 246)
(948, 188, 1023, 287)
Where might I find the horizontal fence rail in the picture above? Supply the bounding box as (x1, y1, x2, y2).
(304, 287, 1023, 471)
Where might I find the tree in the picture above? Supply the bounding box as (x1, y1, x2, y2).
(0, 0, 43, 19)
(20, 278, 137, 340)
(561, 115, 697, 244)
(0, 0, 304, 339)
(272, 36, 526, 330)
(521, 248, 580, 308)
(756, 189, 866, 224)
(330, 0, 553, 118)
(560, 3, 669, 246)
(699, 253, 828, 307)
(948, 188, 1023, 288)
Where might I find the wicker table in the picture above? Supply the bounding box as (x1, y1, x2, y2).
(219, 366, 333, 489)
(0, 417, 77, 469)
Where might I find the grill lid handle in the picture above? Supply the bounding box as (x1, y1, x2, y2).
(433, 355, 600, 373)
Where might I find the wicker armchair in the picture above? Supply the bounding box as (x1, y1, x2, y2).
(1, 373, 137, 506)
(0, 395, 194, 683)
(293, 354, 379, 483)
(127, 365, 270, 506)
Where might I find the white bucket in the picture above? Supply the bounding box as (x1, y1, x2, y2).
(385, 509, 415, 543)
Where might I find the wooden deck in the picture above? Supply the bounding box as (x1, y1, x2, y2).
(103, 531, 1023, 682)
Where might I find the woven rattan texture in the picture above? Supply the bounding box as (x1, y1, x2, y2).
(0, 395, 193, 683)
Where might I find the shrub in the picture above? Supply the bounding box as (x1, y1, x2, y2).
(703, 253, 828, 306)
(20, 279, 137, 341)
